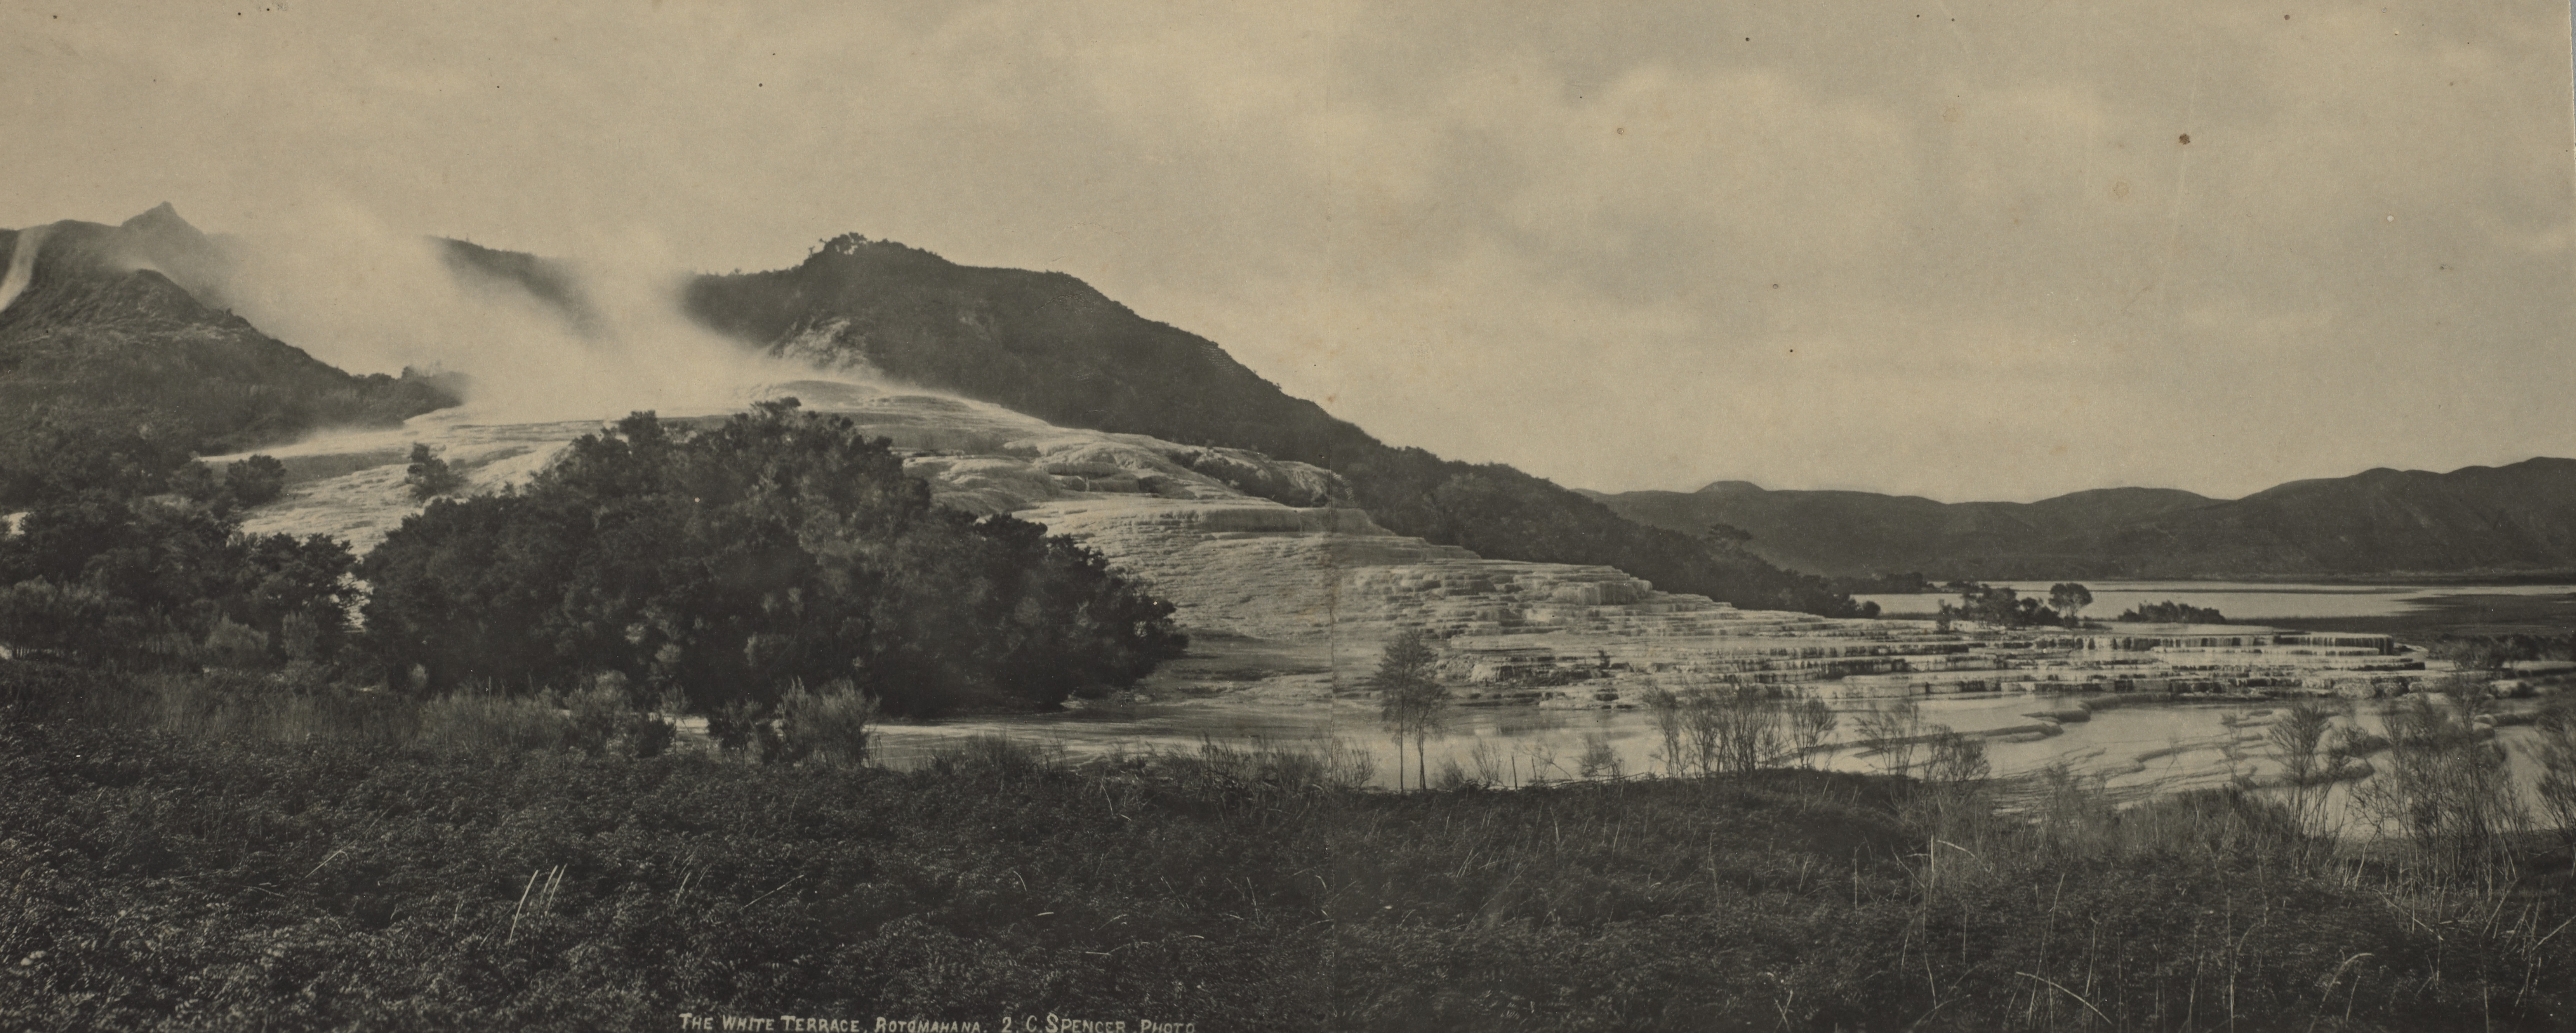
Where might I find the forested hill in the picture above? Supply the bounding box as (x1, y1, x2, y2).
(677, 234, 1864, 615)
(0, 208, 460, 504)
(1586, 483, 2220, 577)
(1590, 460, 2576, 580)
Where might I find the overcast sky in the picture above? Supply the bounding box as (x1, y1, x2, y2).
(5, 2, 2572, 502)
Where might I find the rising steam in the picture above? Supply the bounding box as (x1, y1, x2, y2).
(0, 223, 55, 317)
(214, 204, 813, 425)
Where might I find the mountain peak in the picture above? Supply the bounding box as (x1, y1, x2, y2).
(106, 203, 229, 307)
(120, 201, 192, 233)
(1696, 480, 1764, 494)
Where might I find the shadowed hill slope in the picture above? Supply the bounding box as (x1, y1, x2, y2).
(0, 211, 460, 503)
(2091, 458, 2576, 576)
(1593, 461, 2576, 579)
(1590, 482, 2219, 576)
(679, 234, 1863, 615)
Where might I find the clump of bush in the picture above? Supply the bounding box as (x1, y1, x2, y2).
(417, 692, 576, 755)
(0, 491, 358, 668)
(360, 401, 1187, 719)
(2118, 599, 2228, 623)
(224, 453, 289, 506)
(415, 681, 676, 759)
(403, 442, 464, 499)
(2430, 631, 2576, 670)
(774, 678, 876, 766)
(1934, 581, 2066, 628)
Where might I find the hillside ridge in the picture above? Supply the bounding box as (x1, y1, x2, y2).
(1, 208, 460, 503)
(1594, 458, 2576, 579)
(676, 233, 1866, 615)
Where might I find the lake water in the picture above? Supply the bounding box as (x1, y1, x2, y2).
(1857, 580, 2576, 622)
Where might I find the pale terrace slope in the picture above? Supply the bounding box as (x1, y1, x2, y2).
(1008, 495, 2425, 705)
(203, 408, 603, 554)
(214, 383, 2435, 706)
(210, 379, 1345, 554)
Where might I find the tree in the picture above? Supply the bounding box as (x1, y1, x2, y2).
(166, 454, 287, 510)
(1950, 582, 2060, 629)
(2117, 600, 2226, 624)
(1856, 696, 1926, 778)
(0, 492, 357, 667)
(1371, 628, 1449, 791)
(1787, 691, 1838, 769)
(166, 463, 224, 505)
(1690, 681, 1785, 775)
(404, 443, 463, 500)
(226, 455, 289, 507)
(2048, 583, 2093, 626)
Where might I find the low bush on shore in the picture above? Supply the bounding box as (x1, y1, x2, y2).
(6, 661, 2573, 1031)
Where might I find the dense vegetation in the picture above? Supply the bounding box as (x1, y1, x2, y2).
(359, 401, 1187, 717)
(1830, 569, 1936, 595)
(0, 219, 461, 506)
(2120, 600, 2230, 624)
(2428, 632, 2575, 670)
(0, 488, 358, 670)
(680, 236, 1867, 616)
(4, 663, 2572, 1031)
(1935, 582, 2075, 629)
(1596, 481, 2222, 579)
(400, 443, 464, 500)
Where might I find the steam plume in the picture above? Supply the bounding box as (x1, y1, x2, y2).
(0, 223, 55, 316)
(214, 205, 808, 424)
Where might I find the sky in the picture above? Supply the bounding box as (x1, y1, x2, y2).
(4, 2, 2572, 503)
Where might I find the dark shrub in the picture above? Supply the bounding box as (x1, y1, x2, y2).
(359, 403, 1185, 717)
(224, 454, 288, 506)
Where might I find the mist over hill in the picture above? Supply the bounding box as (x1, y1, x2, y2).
(1590, 460, 2576, 580)
(0, 208, 460, 503)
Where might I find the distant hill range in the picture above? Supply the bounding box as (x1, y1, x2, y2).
(1586, 460, 2576, 580)
(0, 206, 459, 503)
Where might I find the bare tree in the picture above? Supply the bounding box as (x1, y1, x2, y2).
(1663, 678, 1800, 776)
(2268, 697, 2339, 835)
(1643, 684, 1689, 776)
(1787, 691, 1839, 769)
(2354, 680, 2527, 877)
(1924, 728, 1989, 783)
(1856, 696, 1926, 778)
(2527, 698, 2576, 855)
